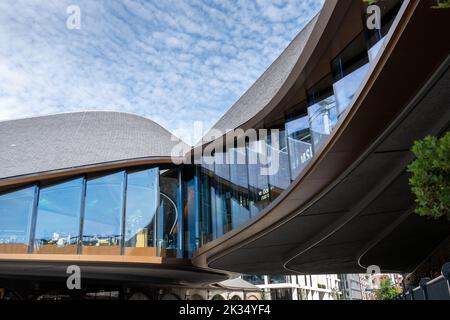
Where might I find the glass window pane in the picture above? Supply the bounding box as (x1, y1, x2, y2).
(286, 115, 313, 179)
(212, 177, 230, 238)
(247, 140, 270, 217)
(333, 63, 369, 116)
(368, 37, 386, 63)
(159, 168, 181, 258)
(183, 167, 199, 258)
(214, 152, 229, 181)
(34, 179, 82, 254)
(229, 147, 250, 229)
(82, 172, 124, 255)
(0, 186, 36, 254)
(199, 165, 213, 245)
(268, 129, 291, 196)
(124, 168, 159, 256)
(308, 95, 338, 151)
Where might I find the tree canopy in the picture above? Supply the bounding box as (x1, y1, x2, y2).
(375, 278, 402, 300)
(408, 132, 450, 220)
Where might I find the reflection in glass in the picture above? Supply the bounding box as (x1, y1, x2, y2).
(286, 115, 313, 180)
(368, 37, 385, 62)
(213, 152, 232, 236)
(159, 169, 180, 257)
(247, 140, 270, 217)
(229, 147, 250, 229)
(0, 186, 36, 253)
(183, 167, 199, 258)
(199, 165, 213, 245)
(82, 172, 125, 255)
(124, 168, 159, 256)
(243, 275, 265, 285)
(34, 179, 82, 254)
(308, 95, 338, 151)
(212, 176, 230, 238)
(269, 275, 289, 284)
(214, 152, 230, 181)
(333, 63, 369, 116)
(268, 129, 291, 197)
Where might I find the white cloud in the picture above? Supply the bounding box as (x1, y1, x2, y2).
(0, 0, 324, 145)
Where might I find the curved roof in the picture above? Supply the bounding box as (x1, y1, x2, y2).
(202, 13, 319, 142)
(0, 111, 188, 180)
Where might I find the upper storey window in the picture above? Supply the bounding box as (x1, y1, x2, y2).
(124, 168, 159, 256)
(365, 0, 404, 49)
(307, 80, 338, 153)
(308, 95, 338, 152)
(247, 140, 270, 217)
(331, 33, 370, 116)
(229, 146, 250, 230)
(0, 186, 36, 254)
(285, 114, 312, 180)
(82, 171, 125, 255)
(34, 178, 83, 254)
(266, 119, 291, 197)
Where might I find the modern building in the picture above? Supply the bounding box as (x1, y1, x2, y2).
(244, 274, 341, 300)
(0, 0, 449, 299)
(339, 274, 366, 300)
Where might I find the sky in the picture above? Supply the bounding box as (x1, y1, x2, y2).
(0, 0, 324, 145)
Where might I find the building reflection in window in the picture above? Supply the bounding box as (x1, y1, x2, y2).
(82, 172, 125, 255)
(308, 95, 338, 152)
(213, 152, 231, 236)
(124, 168, 159, 256)
(286, 114, 313, 180)
(159, 168, 181, 257)
(0, 186, 36, 254)
(199, 162, 213, 245)
(333, 64, 369, 116)
(267, 129, 291, 199)
(247, 140, 270, 217)
(229, 147, 250, 229)
(34, 178, 83, 254)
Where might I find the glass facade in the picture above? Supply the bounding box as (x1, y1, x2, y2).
(286, 114, 313, 179)
(0, 186, 36, 253)
(0, 1, 402, 257)
(82, 172, 125, 255)
(159, 168, 181, 257)
(308, 95, 338, 151)
(229, 147, 250, 229)
(124, 168, 159, 255)
(34, 179, 83, 254)
(0, 167, 189, 258)
(268, 129, 291, 197)
(247, 140, 270, 217)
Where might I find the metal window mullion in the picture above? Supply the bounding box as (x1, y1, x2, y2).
(176, 167, 183, 258)
(194, 166, 200, 251)
(77, 177, 87, 255)
(120, 171, 128, 256)
(28, 184, 40, 254)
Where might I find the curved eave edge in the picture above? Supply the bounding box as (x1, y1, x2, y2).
(198, 1, 339, 148)
(0, 156, 184, 188)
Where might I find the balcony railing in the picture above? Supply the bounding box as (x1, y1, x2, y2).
(395, 262, 450, 300)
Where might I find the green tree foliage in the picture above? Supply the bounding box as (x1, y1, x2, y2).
(363, 0, 379, 5)
(375, 279, 402, 300)
(432, 0, 450, 9)
(407, 132, 450, 220)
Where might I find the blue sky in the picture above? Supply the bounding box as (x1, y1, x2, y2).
(0, 0, 323, 144)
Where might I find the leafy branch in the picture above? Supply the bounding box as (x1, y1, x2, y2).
(407, 133, 450, 220)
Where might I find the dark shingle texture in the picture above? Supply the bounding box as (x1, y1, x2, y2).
(0, 111, 187, 180)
